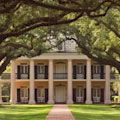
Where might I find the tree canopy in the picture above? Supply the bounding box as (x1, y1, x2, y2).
(0, 0, 119, 41)
(35, 7, 120, 73)
(56, 8, 120, 73)
(0, 0, 120, 75)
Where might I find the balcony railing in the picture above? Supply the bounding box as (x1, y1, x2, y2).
(110, 73, 120, 80)
(73, 73, 86, 79)
(3, 72, 119, 80)
(0, 73, 11, 79)
(35, 73, 48, 79)
(16, 73, 29, 79)
(92, 73, 105, 79)
(53, 73, 67, 79)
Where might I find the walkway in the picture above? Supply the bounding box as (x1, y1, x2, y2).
(45, 104, 75, 120)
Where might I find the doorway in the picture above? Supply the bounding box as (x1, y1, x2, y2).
(55, 85, 66, 103)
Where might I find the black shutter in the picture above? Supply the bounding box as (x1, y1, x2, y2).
(73, 65, 77, 79)
(45, 66, 48, 79)
(17, 66, 21, 79)
(45, 88, 48, 103)
(91, 88, 93, 102)
(101, 89, 104, 103)
(73, 88, 76, 103)
(28, 65, 30, 79)
(17, 89, 21, 103)
(35, 66, 37, 79)
(35, 88, 37, 103)
(28, 88, 29, 100)
(100, 65, 104, 79)
(84, 88, 86, 102)
(91, 65, 93, 79)
(84, 65, 86, 79)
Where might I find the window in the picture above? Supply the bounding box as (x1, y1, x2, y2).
(93, 65, 101, 74)
(20, 63, 29, 73)
(37, 64, 45, 73)
(58, 43, 63, 50)
(76, 87, 84, 97)
(55, 62, 67, 73)
(21, 87, 28, 98)
(37, 87, 45, 97)
(93, 88, 101, 97)
(77, 64, 84, 74)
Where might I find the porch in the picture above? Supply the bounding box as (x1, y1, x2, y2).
(15, 81, 105, 104)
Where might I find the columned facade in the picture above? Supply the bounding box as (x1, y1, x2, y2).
(67, 59, 73, 104)
(105, 65, 111, 104)
(86, 59, 92, 104)
(7, 53, 114, 105)
(10, 60, 16, 104)
(48, 59, 54, 104)
(29, 60, 35, 104)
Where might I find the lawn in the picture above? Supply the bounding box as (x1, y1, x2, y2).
(0, 105, 53, 120)
(69, 104, 120, 120)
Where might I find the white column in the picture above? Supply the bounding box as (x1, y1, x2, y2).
(29, 60, 35, 104)
(86, 59, 92, 104)
(105, 65, 111, 104)
(67, 59, 73, 104)
(48, 59, 54, 104)
(118, 83, 120, 103)
(10, 60, 16, 104)
(0, 83, 2, 104)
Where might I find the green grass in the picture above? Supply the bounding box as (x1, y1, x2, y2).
(0, 105, 53, 120)
(69, 104, 120, 120)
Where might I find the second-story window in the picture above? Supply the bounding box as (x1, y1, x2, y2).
(37, 64, 45, 73)
(93, 65, 101, 74)
(55, 62, 67, 73)
(92, 64, 104, 79)
(77, 64, 84, 74)
(17, 63, 29, 79)
(54, 62, 67, 79)
(35, 63, 47, 79)
(20, 65, 29, 74)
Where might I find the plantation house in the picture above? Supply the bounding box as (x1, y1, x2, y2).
(0, 40, 119, 104)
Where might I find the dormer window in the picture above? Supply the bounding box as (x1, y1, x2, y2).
(58, 43, 63, 51)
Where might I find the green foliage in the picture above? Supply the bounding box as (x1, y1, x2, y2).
(4, 66, 10, 73)
(112, 96, 119, 103)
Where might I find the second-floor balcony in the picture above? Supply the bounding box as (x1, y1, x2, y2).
(73, 73, 86, 79)
(1, 72, 120, 80)
(1, 73, 11, 79)
(35, 73, 48, 79)
(53, 73, 67, 79)
(92, 73, 105, 79)
(17, 73, 29, 79)
(110, 73, 120, 80)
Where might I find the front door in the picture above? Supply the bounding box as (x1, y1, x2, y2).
(55, 86, 66, 103)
